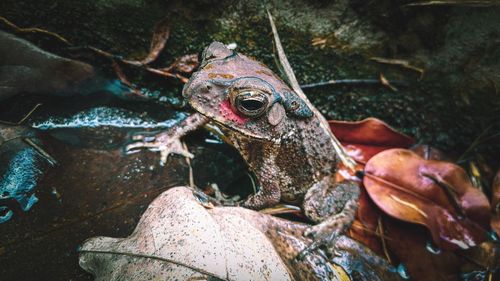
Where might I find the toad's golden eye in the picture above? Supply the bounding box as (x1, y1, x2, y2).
(231, 90, 269, 117)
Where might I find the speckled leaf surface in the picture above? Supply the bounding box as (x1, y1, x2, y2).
(79, 187, 293, 281)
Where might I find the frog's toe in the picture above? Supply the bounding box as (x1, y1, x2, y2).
(298, 216, 348, 259)
(158, 141, 194, 165)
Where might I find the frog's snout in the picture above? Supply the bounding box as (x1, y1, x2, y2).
(183, 80, 212, 99)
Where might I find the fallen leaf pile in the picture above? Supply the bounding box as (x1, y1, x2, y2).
(330, 118, 497, 280)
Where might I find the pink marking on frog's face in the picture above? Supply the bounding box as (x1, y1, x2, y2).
(219, 99, 247, 125)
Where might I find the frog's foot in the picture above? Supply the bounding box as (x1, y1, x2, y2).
(297, 202, 356, 260)
(206, 183, 241, 206)
(125, 131, 193, 165)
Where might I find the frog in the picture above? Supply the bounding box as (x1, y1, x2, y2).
(126, 42, 360, 259)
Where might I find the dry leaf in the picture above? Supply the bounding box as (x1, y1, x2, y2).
(329, 118, 415, 164)
(79, 186, 401, 281)
(79, 187, 294, 280)
(364, 149, 491, 250)
(124, 15, 170, 66)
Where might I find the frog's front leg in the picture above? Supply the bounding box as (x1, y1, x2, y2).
(241, 153, 282, 209)
(125, 113, 208, 165)
(298, 178, 360, 259)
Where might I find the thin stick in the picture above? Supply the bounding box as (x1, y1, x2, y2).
(0, 103, 42, 125)
(0, 16, 70, 45)
(23, 138, 57, 166)
(406, 1, 500, 7)
(377, 217, 393, 264)
(183, 142, 195, 188)
(300, 79, 409, 89)
(267, 10, 356, 171)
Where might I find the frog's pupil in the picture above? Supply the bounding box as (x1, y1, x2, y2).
(241, 99, 264, 111)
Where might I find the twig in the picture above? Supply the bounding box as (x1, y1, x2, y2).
(457, 125, 495, 163)
(300, 79, 409, 89)
(379, 73, 398, 92)
(0, 103, 42, 125)
(267, 10, 356, 171)
(0, 16, 70, 45)
(23, 138, 57, 166)
(370, 57, 425, 80)
(406, 1, 500, 7)
(377, 217, 393, 264)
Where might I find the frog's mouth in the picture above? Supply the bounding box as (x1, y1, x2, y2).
(190, 99, 276, 143)
(200, 113, 274, 143)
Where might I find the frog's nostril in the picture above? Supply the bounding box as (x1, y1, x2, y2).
(196, 82, 212, 93)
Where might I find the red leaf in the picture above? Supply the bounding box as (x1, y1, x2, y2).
(364, 148, 491, 250)
(329, 118, 413, 253)
(329, 118, 414, 164)
(348, 187, 384, 256)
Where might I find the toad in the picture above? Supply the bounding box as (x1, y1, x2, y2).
(126, 42, 360, 258)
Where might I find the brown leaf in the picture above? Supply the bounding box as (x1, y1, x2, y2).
(328, 118, 413, 255)
(364, 148, 491, 250)
(460, 241, 500, 279)
(125, 15, 170, 66)
(79, 187, 294, 280)
(347, 188, 384, 256)
(329, 118, 415, 164)
(79, 187, 401, 281)
(383, 217, 464, 281)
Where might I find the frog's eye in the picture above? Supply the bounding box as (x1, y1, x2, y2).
(231, 90, 269, 117)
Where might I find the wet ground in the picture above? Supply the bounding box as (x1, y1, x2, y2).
(0, 0, 499, 280)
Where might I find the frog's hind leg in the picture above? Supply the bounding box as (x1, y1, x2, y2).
(299, 178, 360, 259)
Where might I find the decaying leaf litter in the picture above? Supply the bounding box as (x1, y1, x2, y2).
(0, 2, 500, 280)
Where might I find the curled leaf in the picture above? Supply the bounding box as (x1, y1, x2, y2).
(328, 118, 413, 255)
(124, 15, 170, 66)
(80, 186, 401, 281)
(329, 118, 415, 164)
(364, 148, 491, 250)
(79, 187, 293, 281)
